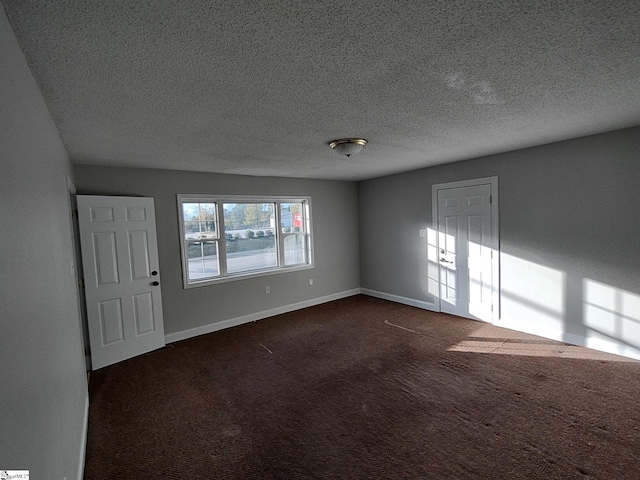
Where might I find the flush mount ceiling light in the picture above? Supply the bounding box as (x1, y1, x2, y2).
(328, 138, 368, 158)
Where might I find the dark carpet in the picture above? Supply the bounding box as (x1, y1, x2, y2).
(84, 295, 640, 479)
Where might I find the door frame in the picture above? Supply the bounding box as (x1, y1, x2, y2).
(432, 176, 500, 323)
(67, 175, 91, 370)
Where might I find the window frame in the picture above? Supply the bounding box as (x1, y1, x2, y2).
(177, 194, 314, 288)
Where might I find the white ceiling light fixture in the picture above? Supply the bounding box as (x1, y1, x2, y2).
(329, 138, 368, 158)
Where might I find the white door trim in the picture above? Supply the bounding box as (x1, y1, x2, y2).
(67, 176, 91, 370)
(432, 176, 500, 323)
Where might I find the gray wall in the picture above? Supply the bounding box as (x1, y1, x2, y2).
(73, 166, 360, 337)
(0, 6, 88, 479)
(359, 127, 640, 358)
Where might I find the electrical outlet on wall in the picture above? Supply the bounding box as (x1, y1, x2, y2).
(265, 286, 270, 294)
(308, 279, 314, 286)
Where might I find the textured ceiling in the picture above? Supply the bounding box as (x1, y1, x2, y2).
(3, 0, 640, 180)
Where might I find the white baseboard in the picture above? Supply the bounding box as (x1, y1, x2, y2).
(360, 288, 438, 311)
(165, 289, 362, 344)
(164, 287, 640, 361)
(498, 319, 640, 361)
(562, 332, 640, 360)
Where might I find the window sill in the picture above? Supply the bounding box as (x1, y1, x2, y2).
(183, 263, 314, 289)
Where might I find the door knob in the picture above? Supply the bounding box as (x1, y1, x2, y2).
(151, 270, 158, 276)
(152, 281, 160, 286)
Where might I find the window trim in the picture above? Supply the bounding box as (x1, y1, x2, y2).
(177, 194, 314, 288)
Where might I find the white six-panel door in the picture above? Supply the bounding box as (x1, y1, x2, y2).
(77, 196, 165, 370)
(434, 178, 498, 322)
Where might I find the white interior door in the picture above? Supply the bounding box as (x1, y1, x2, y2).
(77, 195, 165, 370)
(434, 178, 498, 322)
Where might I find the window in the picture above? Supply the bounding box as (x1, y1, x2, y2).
(178, 195, 313, 287)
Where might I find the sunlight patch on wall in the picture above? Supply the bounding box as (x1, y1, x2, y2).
(500, 253, 566, 331)
(583, 279, 640, 350)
